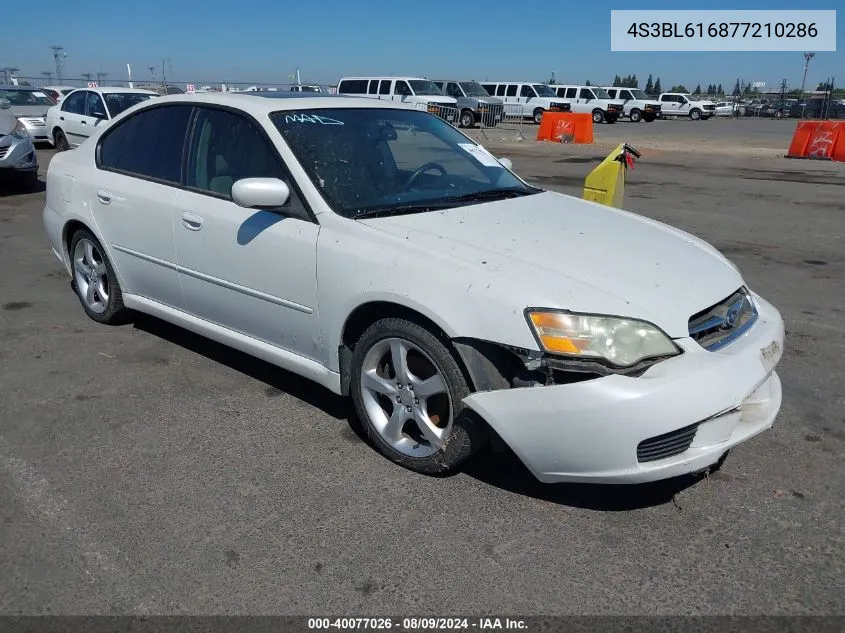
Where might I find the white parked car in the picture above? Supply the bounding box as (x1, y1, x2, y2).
(43, 93, 784, 484)
(658, 93, 716, 120)
(479, 82, 570, 124)
(603, 87, 662, 122)
(549, 85, 625, 123)
(714, 102, 738, 117)
(46, 87, 158, 150)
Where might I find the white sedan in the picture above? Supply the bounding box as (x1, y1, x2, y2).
(46, 87, 157, 150)
(42, 93, 784, 484)
(714, 102, 738, 117)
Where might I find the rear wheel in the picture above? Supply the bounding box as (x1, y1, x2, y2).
(350, 317, 488, 475)
(592, 109, 604, 124)
(69, 229, 130, 325)
(629, 109, 642, 122)
(459, 110, 475, 128)
(532, 108, 545, 125)
(54, 129, 70, 152)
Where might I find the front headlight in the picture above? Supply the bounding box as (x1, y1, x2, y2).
(11, 120, 30, 139)
(526, 310, 680, 367)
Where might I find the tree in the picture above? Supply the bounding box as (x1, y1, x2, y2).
(613, 74, 621, 86)
(816, 81, 832, 91)
(732, 80, 740, 96)
(585, 80, 591, 86)
(717, 83, 723, 95)
(694, 84, 701, 94)
(670, 85, 688, 93)
(645, 74, 654, 95)
(630, 74, 638, 88)
(653, 77, 662, 96)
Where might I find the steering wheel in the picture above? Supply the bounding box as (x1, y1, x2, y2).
(406, 162, 447, 188)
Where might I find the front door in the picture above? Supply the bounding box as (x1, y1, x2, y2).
(90, 103, 193, 308)
(172, 106, 322, 361)
(58, 90, 88, 147)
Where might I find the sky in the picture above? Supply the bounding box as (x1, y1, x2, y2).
(2, 0, 842, 91)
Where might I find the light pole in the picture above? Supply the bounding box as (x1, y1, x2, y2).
(96, 72, 108, 86)
(50, 46, 66, 83)
(800, 52, 815, 116)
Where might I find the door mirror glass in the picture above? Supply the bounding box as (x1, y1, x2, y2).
(232, 178, 290, 209)
(497, 157, 513, 171)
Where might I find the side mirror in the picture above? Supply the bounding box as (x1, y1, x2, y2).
(0, 98, 10, 110)
(497, 157, 513, 170)
(232, 178, 290, 209)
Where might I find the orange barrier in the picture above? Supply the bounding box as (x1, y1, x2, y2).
(786, 120, 845, 162)
(537, 112, 593, 144)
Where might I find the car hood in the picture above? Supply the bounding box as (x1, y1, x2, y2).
(359, 191, 742, 338)
(11, 106, 49, 118)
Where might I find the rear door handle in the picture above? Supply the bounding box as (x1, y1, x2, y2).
(81, 120, 87, 125)
(181, 212, 204, 231)
(96, 190, 112, 205)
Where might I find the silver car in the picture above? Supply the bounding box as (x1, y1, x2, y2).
(432, 80, 504, 128)
(0, 99, 38, 188)
(0, 85, 55, 143)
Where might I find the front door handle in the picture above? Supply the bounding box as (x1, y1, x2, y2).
(96, 190, 112, 205)
(181, 212, 204, 231)
(59, 116, 64, 121)
(81, 120, 87, 125)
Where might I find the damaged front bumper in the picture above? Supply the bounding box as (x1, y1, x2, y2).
(462, 294, 784, 484)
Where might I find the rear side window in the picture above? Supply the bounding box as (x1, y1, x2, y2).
(62, 91, 86, 114)
(98, 104, 193, 184)
(367, 81, 378, 95)
(395, 81, 412, 96)
(338, 80, 367, 94)
(565, 88, 577, 98)
(378, 80, 391, 95)
(495, 85, 505, 97)
(505, 85, 517, 97)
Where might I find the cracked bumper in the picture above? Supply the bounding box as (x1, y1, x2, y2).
(463, 294, 784, 484)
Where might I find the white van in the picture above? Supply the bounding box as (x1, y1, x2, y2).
(603, 87, 662, 122)
(479, 82, 570, 124)
(549, 85, 624, 123)
(336, 77, 457, 122)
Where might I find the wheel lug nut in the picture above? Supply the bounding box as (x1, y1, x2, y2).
(414, 398, 419, 404)
(396, 383, 402, 389)
(408, 384, 413, 391)
(405, 406, 412, 413)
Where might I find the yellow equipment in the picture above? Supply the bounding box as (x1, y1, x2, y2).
(582, 143, 641, 209)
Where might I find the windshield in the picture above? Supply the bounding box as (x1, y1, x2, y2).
(532, 84, 556, 97)
(0, 89, 55, 107)
(104, 93, 156, 117)
(592, 87, 612, 99)
(460, 82, 491, 97)
(408, 80, 444, 96)
(271, 108, 537, 218)
(629, 89, 649, 100)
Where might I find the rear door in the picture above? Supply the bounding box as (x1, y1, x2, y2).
(172, 106, 321, 361)
(58, 91, 88, 146)
(91, 103, 193, 308)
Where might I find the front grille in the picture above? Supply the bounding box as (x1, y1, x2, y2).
(704, 105, 715, 110)
(637, 423, 698, 463)
(688, 287, 758, 351)
(21, 118, 46, 127)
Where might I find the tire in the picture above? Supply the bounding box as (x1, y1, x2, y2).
(689, 108, 702, 121)
(643, 114, 656, 123)
(629, 109, 642, 122)
(350, 317, 488, 475)
(69, 228, 130, 325)
(532, 108, 545, 125)
(54, 129, 70, 152)
(459, 109, 475, 129)
(592, 109, 604, 124)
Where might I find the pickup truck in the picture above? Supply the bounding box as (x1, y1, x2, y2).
(603, 87, 661, 122)
(658, 93, 716, 120)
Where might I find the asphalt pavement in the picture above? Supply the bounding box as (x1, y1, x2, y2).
(1, 131, 843, 616)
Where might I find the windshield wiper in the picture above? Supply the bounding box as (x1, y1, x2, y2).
(443, 188, 537, 204)
(353, 202, 454, 219)
(353, 188, 538, 220)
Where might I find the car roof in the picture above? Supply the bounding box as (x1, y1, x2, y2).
(137, 92, 418, 115)
(0, 85, 43, 90)
(65, 87, 158, 95)
(338, 77, 430, 82)
(483, 81, 544, 84)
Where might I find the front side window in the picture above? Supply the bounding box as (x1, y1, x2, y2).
(98, 104, 193, 184)
(408, 80, 443, 96)
(520, 85, 535, 98)
(62, 91, 87, 114)
(187, 107, 284, 199)
(579, 88, 595, 99)
(271, 108, 537, 219)
(85, 92, 107, 118)
(533, 84, 555, 97)
(630, 89, 649, 100)
(103, 93, 156, 118)
(592, 87, 612, 99)
(446, 83, 463, 99)
(0, 89, 55, 107)
(394, 81, 412, 97)
(460, 82, 491, 97)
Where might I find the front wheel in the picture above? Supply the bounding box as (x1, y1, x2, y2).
(689, 109, 702, 121)
(459, 109, 475, 128)
(54, 128, 70, 152)
(350, 318, 488, 475)
(592, 109, 604, 124)
(69, 229, 130, 325)
(532, 108, 545, 125)
(629, 109, 642, 122)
